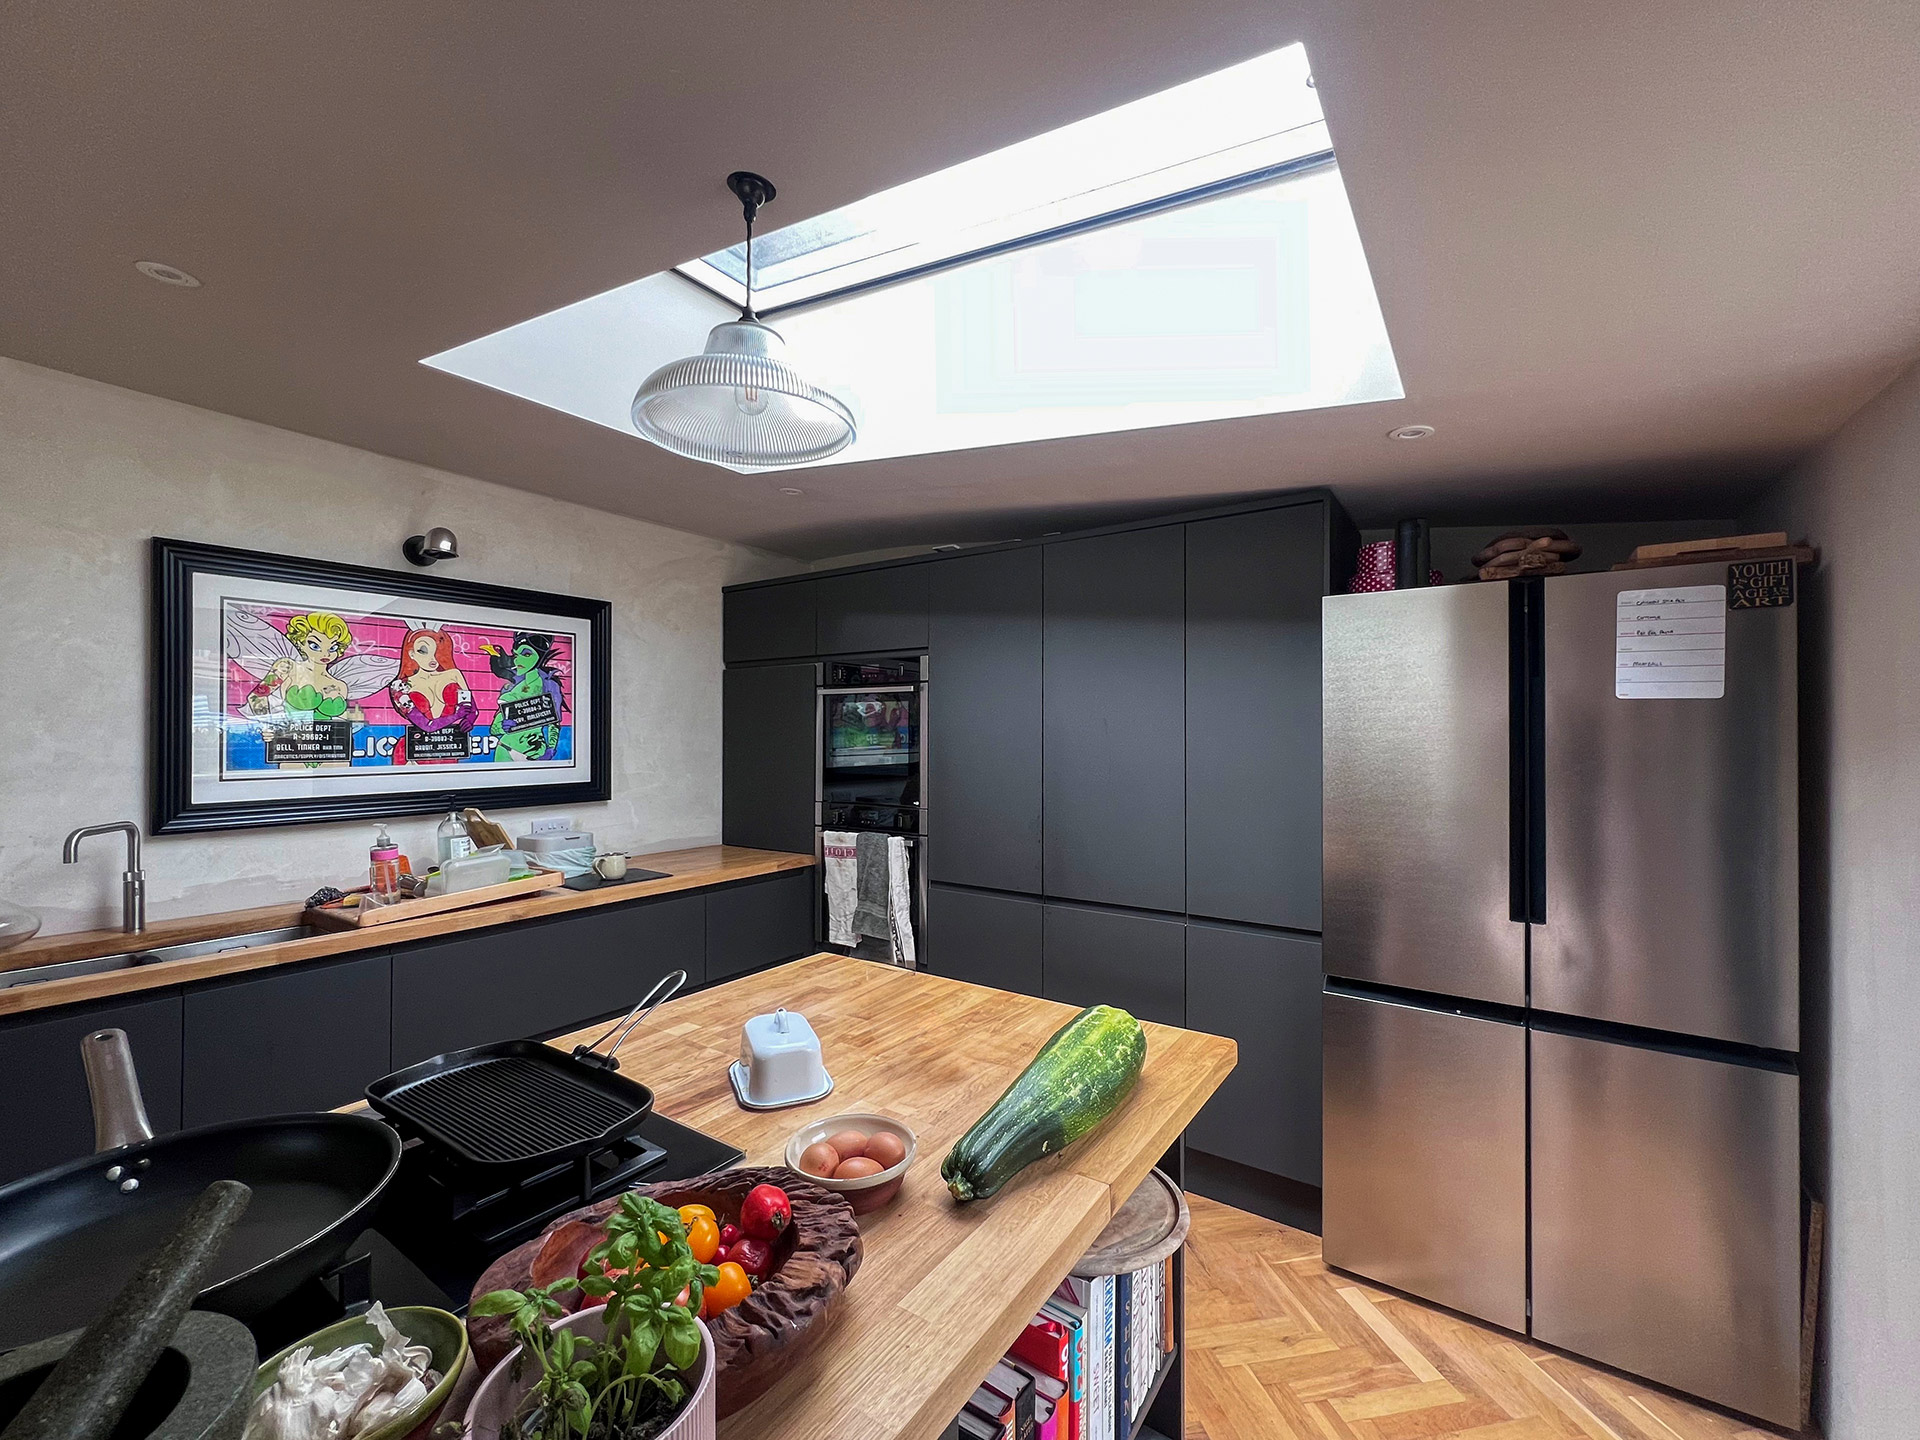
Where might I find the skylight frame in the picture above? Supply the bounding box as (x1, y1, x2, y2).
(673, 42, 1332, 316)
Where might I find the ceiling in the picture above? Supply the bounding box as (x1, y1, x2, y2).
(4, 1, 1918, 560)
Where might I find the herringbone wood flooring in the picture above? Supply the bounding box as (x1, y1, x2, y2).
(1182, 1194, 1790, 1440)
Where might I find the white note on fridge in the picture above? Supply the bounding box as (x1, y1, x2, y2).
(1615, 585, 1725, 699)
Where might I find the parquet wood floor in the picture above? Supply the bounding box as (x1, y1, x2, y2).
(1182, 1194, 1791, 1440)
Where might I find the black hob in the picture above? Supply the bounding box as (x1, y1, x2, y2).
(246, 1112, 745, 1354)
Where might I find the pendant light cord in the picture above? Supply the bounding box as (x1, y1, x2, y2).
(741, 199, 758, 321)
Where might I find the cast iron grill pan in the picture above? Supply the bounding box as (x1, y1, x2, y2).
(363, 969, 684, 1177)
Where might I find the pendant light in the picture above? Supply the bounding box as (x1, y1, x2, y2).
(631, 171, 857, 468)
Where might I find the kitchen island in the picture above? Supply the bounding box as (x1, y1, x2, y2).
(558, 952, 1236, 1440)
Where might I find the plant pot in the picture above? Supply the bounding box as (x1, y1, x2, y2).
(465, 1306, 715, 1440)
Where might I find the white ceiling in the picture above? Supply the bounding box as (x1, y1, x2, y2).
(4, 1, 1917, 559)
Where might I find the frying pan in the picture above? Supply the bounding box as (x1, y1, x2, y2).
(364, 969, 685, 1186)
(0, 1028, 400, 1351)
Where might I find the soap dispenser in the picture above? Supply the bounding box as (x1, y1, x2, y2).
(369, 825, 402, 896)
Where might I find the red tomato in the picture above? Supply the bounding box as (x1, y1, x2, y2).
(729, 1236, 772, 1279)
(718, 1223, 741, 1247)
(740, 1184, 791, 1241)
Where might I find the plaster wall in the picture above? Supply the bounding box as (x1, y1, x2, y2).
(0, 356, 796, 935)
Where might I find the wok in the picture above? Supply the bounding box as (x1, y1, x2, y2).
(0, 1028, 399, 1351)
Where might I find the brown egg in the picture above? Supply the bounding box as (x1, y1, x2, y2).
(833, 1155, 884, 1180)
(798, 1141, 841, 1177)
(863, 1131, 908, 1170)
(825, 1130, 869, 1160)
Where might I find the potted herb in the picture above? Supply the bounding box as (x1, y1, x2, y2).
(466, 1195, 719, 1440)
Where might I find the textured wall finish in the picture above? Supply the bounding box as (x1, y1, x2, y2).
(0, 357, 796, 935)
(1755, 356, 1920, 1437)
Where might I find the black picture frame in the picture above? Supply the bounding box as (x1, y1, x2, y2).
(152, 538, 612, 833)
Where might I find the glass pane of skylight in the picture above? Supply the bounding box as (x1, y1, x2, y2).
(680, 42, 1329, 311)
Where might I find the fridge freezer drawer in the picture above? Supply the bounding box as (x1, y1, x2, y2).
(1531, 1027, 1801, 1428)
(1322, 585, 1524, 1006)
(1322, 988, 1527, 1332)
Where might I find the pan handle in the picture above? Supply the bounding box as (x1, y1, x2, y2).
(82, 1028, 156, 1151)
(573, 969, 687, 1070)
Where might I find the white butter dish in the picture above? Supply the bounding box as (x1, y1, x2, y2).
(731, 1007, 832, 1109)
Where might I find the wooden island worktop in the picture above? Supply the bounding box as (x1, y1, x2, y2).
(561, 953, 1237, 1440)
(0, 844, 812, 1017)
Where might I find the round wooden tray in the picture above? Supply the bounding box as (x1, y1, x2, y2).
(467, 1167, 862, 1418)
(1072, 1167, 1189, 1277)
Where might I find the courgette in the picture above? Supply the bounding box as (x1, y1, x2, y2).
(942, 1004, 1146, 1202)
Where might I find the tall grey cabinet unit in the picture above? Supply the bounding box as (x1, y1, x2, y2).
(722, 662, 816, 855)
(1186, 506, 1329, 931)
(928, 547, 1043, 895)
(1042, 527, 1187, 914)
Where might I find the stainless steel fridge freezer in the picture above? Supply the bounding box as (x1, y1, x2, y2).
(1321, 564, 1804, 1429)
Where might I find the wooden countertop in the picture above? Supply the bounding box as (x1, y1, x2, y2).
(0, 845, 813, 1019)
(575, 953, 1237, 1440)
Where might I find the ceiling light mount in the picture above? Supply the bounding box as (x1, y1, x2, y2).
(630, 172, 856, 469)
(135, 260, 200, 288)
(1389, 424, 1436, 441)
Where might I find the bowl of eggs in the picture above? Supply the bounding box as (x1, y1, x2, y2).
(785, 1112, 916, 1215)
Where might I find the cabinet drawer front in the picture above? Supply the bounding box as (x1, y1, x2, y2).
(1186, 923, 1321, 1184)
(0, 993, 183, 1185)
(1041, 901, 1184, 1028)
(816, 566, 928, 655)
(184, 953, 391, 1125)
(707, 872, 815, 981)
(928, 885, 1042, 996)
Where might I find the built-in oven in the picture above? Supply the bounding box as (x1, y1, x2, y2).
(816, 656, 927, 965)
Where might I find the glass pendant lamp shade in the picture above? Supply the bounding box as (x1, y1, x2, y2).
(631, 319, 856, 467)
(631, 171, 856, 468)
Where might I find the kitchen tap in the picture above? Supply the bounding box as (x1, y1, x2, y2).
(62, 822, 145, 934)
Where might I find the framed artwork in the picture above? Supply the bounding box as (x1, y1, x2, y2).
(152, 538, 611, 833)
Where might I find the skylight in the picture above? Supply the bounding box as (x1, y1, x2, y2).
(423, 42, 1403, 471)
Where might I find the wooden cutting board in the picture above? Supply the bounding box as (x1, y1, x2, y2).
(305, 867, 565, 929)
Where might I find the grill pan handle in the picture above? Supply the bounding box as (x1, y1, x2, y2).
(573, 968, 686, 1070)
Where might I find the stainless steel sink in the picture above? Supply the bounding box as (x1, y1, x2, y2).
(0, 925, 319, 989)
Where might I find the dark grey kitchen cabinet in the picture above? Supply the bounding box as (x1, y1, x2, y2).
(706, 870, 816, 982)
(928, 547, 1043, 894)
(1042, 901, 1185, 1028)
(1186, 505, 1328, 931)
(722, 662, 816, 855)
(182, 952, 392, 1126)
(0, 992, 183, 1185)
(1185, 922, 1322, 1184)
(1043, 527, 1186, 913)
(928, 884, 1043, 996)
(816, 565, 928, 656)
(724, 580, 817, 663)
(391, 895, 705, 1066)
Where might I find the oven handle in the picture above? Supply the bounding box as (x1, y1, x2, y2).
(818, 685, 918, 695)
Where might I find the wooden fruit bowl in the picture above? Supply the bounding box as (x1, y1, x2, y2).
(467, 1167, 862, 1418)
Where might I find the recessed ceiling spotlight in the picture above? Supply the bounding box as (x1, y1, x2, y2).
(1389, 424, 1435, 441)
(134, 260, 201, 288)
(778, 487, 804, 496)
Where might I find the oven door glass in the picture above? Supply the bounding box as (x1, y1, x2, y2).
(822, 690, 919, 814)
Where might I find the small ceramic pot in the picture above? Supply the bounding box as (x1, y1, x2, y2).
(465, 1306, 715, 1440)
(784, 1112, 917, 1215)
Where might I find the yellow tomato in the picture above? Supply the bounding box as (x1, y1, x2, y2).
(677, 1204, 717, 1230)
(685, 1214, 721, 1265)
(703, 1262, 751, 1318)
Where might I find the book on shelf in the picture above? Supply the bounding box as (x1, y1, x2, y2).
(1035, 1392, 1058, 1440)
(985, 1360, 1036, 1440)
(965, 1383, 1014, 1440)
(1039, 1293, 1088, 1440)
(957, 1409, 1002, 1440)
